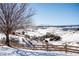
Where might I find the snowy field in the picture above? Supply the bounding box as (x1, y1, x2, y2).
(0, 27, 79, 46)
(0, 46, 79, 56)
(0, 27, 79, 56)
(26, 27, 79, 46)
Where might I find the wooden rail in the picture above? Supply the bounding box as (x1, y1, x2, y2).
(31, 44, 79, 54)
(0, 40, 79, 54)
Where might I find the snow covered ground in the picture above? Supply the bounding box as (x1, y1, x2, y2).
(0, 46, 79, 56)
(0, 27, 79, 46)
(26, 27, 79, 46)
(0, 27, 79, 56)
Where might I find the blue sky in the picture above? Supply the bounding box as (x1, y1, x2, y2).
(30, 3, 79, 25)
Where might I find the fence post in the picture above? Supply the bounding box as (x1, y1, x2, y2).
(45, 40, 48, 51)
(64, 43, 67, 53)
(46, 42, 48, 51)
(32, 45, 35, 50)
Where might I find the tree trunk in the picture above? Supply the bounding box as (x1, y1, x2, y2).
(5, 34, 11, 47)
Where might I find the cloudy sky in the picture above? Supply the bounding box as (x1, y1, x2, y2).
(30, 3, 79, 25)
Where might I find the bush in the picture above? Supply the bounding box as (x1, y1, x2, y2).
(22, 31, 25, 35)
(76, 28, 79, 30)
(49, 35, 61, 41)
(45, 40, 48, 43)
(42, 33, 55, 38)
(31, 32, 61, 42)
(25, 35, 30, 38)
(39, 32, 61, 41)
(49, 34, 55, 38)
(50, 38, 54, 41)
(42, 35, 48, 38)
(11, 32, 15, 35)
(54, 36, 61, 41)
(31, 36, 38, 40)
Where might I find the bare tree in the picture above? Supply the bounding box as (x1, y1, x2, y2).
(0, 3, 35, 47)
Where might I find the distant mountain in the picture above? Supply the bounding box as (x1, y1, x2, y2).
(36, 25, 79, 27)
(36, 25, 79, 30)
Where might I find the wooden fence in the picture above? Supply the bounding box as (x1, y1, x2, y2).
(0, 40, 79, 54)
(31, 44, 79, 54)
